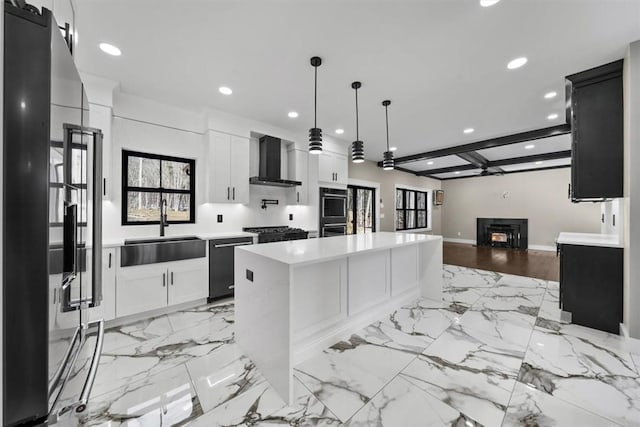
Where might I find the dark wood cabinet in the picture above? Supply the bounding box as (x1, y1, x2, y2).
(566, 60, 623, 201)
(559, 244, 623, 334)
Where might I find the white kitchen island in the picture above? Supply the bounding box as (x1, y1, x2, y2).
(234, 232, 443, 404)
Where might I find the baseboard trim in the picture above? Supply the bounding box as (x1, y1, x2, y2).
(528, 244, 557, 252)
(443, 237, 556, 252)
(443, 237, 475, 244)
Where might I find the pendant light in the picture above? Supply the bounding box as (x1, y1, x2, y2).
(351, 81, 364, 163)
(382, 100, 394, 170)
(308, 56, 323, 154)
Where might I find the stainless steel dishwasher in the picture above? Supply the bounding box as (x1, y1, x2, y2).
(208, 237, 254, 301)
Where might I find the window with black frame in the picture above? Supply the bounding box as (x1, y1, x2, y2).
(395, 188, 429, 230)
(122, 150, 195, 225)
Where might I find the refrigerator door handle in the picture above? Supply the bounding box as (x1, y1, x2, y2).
(74, 319, 105, 413)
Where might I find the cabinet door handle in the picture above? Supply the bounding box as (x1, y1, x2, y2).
(227, 187, 230, 200)
(297, 192, 300, 203)
(613, 214, 616, 227)
(602, 213, 605, 224)
(233, 187, 235, 200)
(108, 252, 112, 268)
(103, 178, 106, 196)
(171, 271, 174, 285)
(162, 273, 166, 287)
(567, 183, 571, 199)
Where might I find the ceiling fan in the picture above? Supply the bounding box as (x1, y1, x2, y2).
(479, 165, 504, 176)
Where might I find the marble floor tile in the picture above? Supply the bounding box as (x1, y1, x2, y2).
(345, 375, 482, 427)
(294, 334, 417, 422)
(458, 309, 536, 350)
(421, 324, 524, 388)
(400, 354, 510, 427)
(76, 364, 203, 426)
(101, 314, 176, 353)
(372, 299, 459, 353)
(167, 302, 235, 332)
(443, 286, 487, 309)
(444, 265, 502, 289)
(188, 377, 340, 426)
(519, 327, 640, 425)
(185, 343, 264, 412)
(503, 381, 620, 427)
(470, 288, 543, 317)
(78, 320, 234, 400)
(632, 354, 640, 374)
(496, 273, 548, 289)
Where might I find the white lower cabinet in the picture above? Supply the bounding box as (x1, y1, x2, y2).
(348, 250, 390, 315)
(89, 248, 117, 322)
(117, 263, 168, 318)
(167, 258, 209, 306)
(117, 257, 208, 318)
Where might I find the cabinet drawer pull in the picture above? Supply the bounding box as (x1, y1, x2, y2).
(108, 252, 112, 268)
(233, 187, 235, 200)
(171, 271, 174, 285)
(227, 187, 230, 200)
(162, 273, 166, 287)
(297, 192, 300, 203)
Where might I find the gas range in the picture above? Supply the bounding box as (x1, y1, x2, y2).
(242, 226, 309, 244)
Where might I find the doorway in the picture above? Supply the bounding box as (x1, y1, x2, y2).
(347, 185, 376, 234)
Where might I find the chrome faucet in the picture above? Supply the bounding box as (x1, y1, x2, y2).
(160, 199, 169, 236)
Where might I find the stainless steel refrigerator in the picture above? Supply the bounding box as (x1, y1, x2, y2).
(3, 4, 104, 425)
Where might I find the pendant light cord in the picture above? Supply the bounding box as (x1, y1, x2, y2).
(355, 87, 359, 141)
(385, 104, 390, 151)
(314, 66, 318, 128)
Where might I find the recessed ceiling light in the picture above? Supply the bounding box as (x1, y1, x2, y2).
(335, 129, 344, 135)
(480, 0, 500, 6)
(463, 128, 474, 134)
(547, 113, 559, 120)
(427, 161, 434, 165)
(544, 91, 557, 99)
(288, 111, 299, 118)
(507, 57, 528, 70)
(389, 146, 397, 152)
(99, 42, 121, 56)
(535, 161, 543, 165)
(219, 86, 233, 95)
(525, 144, 535, 150)
(454, 171, 461, 175)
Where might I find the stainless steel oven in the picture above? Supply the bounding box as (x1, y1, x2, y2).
(321, 187, 347, 218)
(321, 224, 347, 237)
(320, 188, 348, 237)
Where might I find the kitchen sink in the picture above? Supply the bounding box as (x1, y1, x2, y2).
(121, 236, 206, 267)
(124, 236, 201, 245)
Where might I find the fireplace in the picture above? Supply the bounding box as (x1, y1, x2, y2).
(477, 218, 528, 250)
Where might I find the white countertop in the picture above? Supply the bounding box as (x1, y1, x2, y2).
(237, 232, 442, 266)
(557, 232, 623, 248)
(102, 231, 257, 248)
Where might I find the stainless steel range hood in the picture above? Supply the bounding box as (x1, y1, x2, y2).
(250, 135, 301, 187)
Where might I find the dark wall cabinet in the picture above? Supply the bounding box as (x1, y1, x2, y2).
(559, 244, 623, 334)
(566, 60, 623, 201)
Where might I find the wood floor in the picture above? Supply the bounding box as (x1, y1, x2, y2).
(443, 242, 560, 281)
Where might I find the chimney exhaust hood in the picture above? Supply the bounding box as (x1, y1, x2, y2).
(249, 135, 302, 188)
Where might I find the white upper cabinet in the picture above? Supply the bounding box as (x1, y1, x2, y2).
(287, 148, 309, 205)
(318, 151, 348, 186)
(206, 130, 250, 204)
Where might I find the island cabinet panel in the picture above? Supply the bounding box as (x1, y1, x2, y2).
(234, 250, 293, 404)
(348, 250, 391, 315)
(292, 259, 347, 340)
(391, 245, 419, 296)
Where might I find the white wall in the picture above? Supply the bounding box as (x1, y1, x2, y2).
(623, 41, 640, 338)
(441, 168, 602, 249)
(101, 91, 330, 241)
(347, 160, 442, 233)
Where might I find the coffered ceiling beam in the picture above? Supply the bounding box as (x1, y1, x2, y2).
(439, 164, 571, 180)
(387, 124, 571, 165)
(487, 150, 572, 167)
